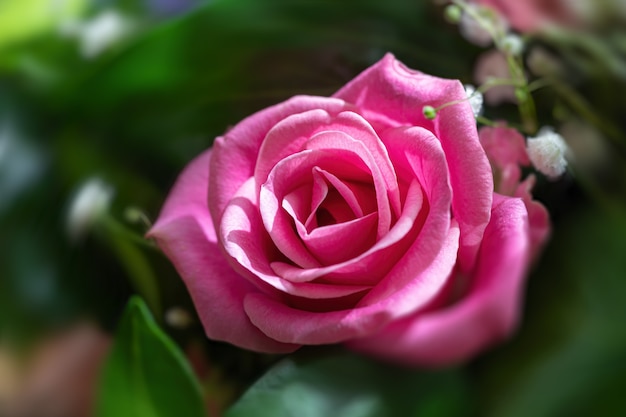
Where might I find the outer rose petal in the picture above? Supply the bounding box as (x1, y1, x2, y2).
(515, 175, 550, 260)
(148, 149, 298, 353)
(243, 223, 459, 345)
(334, 53, 493, 272)
(479, 123, 530, 195)
(348, 194, 530, 366)
(473, 0, 581, 32)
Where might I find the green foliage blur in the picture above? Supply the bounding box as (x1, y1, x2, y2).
(1, 0, 625, 416)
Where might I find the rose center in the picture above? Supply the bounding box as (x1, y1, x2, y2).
(303, 167, 377, 234)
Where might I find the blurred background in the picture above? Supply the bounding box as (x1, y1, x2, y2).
(1, 0, 626, 416)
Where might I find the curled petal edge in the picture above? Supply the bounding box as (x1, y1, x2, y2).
(347, 194, 531, 366)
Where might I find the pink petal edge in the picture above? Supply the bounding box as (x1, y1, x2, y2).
(333, 53, 493, 273)
(348, 194, 530, 366)
(148, 149, 299, 353)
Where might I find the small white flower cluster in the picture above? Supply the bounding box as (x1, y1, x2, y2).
(60, 11, 134, 59)
(66, 178, 114, 240)
(464, 84, 484, 117)
(500, 34, 524, 56)
(526, 127, 569, 179)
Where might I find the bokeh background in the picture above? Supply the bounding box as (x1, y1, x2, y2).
(1, 0, 626, 416)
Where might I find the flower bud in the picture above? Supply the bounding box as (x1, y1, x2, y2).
(514, 87, 528, 103)
(423, 105, 437, 120)
(165, 307, 193, 329)
(444, 5, 463, 24)
(526, 127, 568, 179)
(499, 34, 524, 56)
(66, 178, 114, 241)
(459, 5, 508, 47)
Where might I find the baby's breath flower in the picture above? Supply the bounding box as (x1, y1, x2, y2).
(458, 4, 508, 47)
(66, 178, 114, 240)
(60, 10, 134, 58)
(527, 127, 569, 179)
(464, 84, 484, 117)
(499, 33, 524, 56)
(165, 307, 193, 329)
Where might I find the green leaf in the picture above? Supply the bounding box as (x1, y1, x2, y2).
(101, 218, 162, 318)
(52, 0, 476, 167)
(226, 351, 472, 417)
(97, 296, 206, 417)
(0, 0, 85, 52)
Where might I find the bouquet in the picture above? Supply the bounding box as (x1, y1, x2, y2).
(1, 0, 625, 415)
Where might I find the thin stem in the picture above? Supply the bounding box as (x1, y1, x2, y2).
(527, 77, 554, 93)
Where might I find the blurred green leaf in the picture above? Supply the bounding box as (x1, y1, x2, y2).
(476, 203, 626, 417)
(49, 0, 476, 169)
(226, 351, 472, 417)
(0, 0, 86, 52)
(101, 217, 162, 318)
(97, 296, 206, 417)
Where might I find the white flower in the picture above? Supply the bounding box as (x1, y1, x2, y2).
(60, 10, 134, 59)
(527, 127, 569, 179)
(66, 178, 114, 240)
(165, 307, 193, 329)
(499, 34, 524, 56)
(464, 84, 484, 117)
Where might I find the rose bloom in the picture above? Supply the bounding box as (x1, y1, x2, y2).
(149, 54, 548, 366)
(471, 0, 582, 32)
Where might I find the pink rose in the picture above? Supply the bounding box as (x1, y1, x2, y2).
(472, 0, 581, 32)
(479, 123, 530, 195)
(149, 54, 545, 366)
(479, 124, 550, 259)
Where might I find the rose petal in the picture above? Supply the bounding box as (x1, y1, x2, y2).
(244, 223, 459, 345)
(479, 123, 530, 195)
(269, 179, 424, 285)
(260, 148, 372, 268)
(148, 150, 298, 353)
(348, 194, 530, 365)
(299, 212, 378, 266)
(222, 177, 371, 299)
(255, 110, 400, 216)
(515, 175, 550, 260)
(334, 53, 493, 272)
(209, 96, 352, 226)
(306, 130, 393, 237)
(473, 0, 581, 32)
(310, 168, 377, 219)
(358, 125, 454, 305)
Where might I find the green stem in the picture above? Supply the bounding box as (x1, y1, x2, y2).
(505, 54, 538, 134)
(99, 216, 162, 319)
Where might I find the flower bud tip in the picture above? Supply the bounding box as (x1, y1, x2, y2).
(444, 5, 462, 24)
(423, 105, 437, 120)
